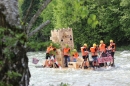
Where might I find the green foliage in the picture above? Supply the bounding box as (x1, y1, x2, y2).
(3, 48, 11, 58)
(26, 41, 61, 51)
(0, 61, 3, 65)
(0, 61, 3, 70)
(51, 42, 61, 49)
(27, 41, 48, 51)
(18, 0, 24, 18)
(20, 0, 130, 51)
(58, 82, 70, 86)
(0, 82, 5, 86)
(87, 14, 98, 28)
(52, 0, 89, 29)
(21, 0, 42, 22)
(27, 39, 61, 51)
(1, 28, 27, 59)
(0, 82, 13, 86)
(6, 71, 22, 79)
(0, 27, 5, 45)
(116, 45, 130, 51)
(70, 49, 76, 56)
(21, 0, 45, 50)
(0, 27, 5, 33)
(49, 50, 57, 56)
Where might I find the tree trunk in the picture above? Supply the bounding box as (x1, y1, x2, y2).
(0, 0, 30, 86)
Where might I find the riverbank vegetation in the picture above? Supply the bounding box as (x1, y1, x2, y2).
(19, 0, 130, 50)
(116, 45, 130, 51)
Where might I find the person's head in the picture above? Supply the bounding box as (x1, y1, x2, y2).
(50, 43, 53, 47)
(110, 39, 113, 43)
(83, 43, 87, 47)
(73, 49, 77, 52)
(65, 44, 69, 48)
(100, 40, 103, 44)
(93, 43, 96, 47)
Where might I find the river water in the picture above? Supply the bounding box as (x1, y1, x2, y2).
(27, 51, 130, 86)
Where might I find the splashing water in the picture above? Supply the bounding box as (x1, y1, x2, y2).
(27, 51, 130, 86)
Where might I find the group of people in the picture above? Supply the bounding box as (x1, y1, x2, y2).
(81, 40, 116, 69)
(43, 39, 116, 69)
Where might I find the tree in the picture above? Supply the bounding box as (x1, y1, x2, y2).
(119, 0, 130, 45)
(21, 0, 44, 43)
(0, 0, 51, 86)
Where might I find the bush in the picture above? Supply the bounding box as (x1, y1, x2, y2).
(116, 45, 130, 51)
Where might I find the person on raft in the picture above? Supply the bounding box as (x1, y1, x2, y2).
(109, 39, 116, 67)
(63, 44, 70, 67)
(81, 43, 89, 69)
(99, 40, 107, 67)
(106, 45, 112, 56)
(90, 43, 99, 69)
(72, 49, 79, 62)
(49, 46, 58, 68)
(105, 44, 113, 66)
(43, 43, 53, 67)
(43, 43, 58, 68)
(99, 40, 107, 56)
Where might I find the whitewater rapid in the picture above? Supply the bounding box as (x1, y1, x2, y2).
(28, 51, 130, 86)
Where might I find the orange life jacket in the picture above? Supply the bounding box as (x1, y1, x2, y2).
(73, 52, 79, 58)
(81, 47, 88, 56)
(99, 43, 106, 52)
(110, 43, 116, 52)
(90, 47, 97, 56)
(50, 47, 54, 51)
(63, 48, 70, 56)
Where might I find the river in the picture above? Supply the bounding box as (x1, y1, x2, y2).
(27, 51, 130, 86)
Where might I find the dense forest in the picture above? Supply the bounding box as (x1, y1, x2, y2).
(19, 0, 130, 51)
